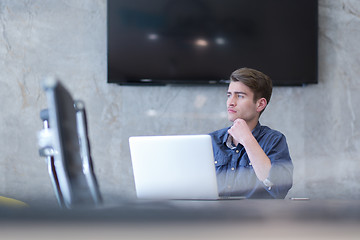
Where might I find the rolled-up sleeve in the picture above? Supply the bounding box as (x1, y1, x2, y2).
(261, 134, 293, 199)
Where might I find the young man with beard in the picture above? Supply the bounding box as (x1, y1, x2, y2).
(210, 68, 293, 199)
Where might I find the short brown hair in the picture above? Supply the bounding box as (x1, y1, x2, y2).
(230, 67, 273, 106)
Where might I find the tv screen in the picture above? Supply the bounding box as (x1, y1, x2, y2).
(107, 0, 318, 86)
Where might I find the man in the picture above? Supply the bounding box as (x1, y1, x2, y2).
(209, 67, 293, 199)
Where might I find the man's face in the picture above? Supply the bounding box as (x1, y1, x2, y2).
(227, 81, 260, 123)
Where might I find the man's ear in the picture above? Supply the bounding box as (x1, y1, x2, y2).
(256, 98, 267, 113)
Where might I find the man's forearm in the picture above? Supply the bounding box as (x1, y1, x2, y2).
(243, 135, 271, 181)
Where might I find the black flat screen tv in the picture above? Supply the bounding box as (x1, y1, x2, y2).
(107, 0, 318, 86)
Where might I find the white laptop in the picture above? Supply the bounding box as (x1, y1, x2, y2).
(129, 135, 220, 200)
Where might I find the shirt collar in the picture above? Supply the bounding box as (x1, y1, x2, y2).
(252, 121, 262, 138)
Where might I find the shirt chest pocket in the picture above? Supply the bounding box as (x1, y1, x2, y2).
(214, 148, 253, 168)
(239, 154, 252, 168)
(213, 150, 230, 167)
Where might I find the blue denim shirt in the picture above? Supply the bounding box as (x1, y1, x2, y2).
(209, 122, 293, 199)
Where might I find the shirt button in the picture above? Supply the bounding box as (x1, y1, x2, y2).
(231, 167, 235, 171)
(214, 161, 218, 164)
(235, 150, 239, 153)
(249, 162, 252, 166)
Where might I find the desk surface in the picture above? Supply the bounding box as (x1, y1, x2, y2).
(1, 199, 360, 239)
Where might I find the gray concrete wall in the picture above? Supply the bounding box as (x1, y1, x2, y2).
(1, 0, 360, 206)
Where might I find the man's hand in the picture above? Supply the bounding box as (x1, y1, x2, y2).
(228, 118, 253, 146)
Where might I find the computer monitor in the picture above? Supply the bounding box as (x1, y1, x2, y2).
(38, 78, 102, 209)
